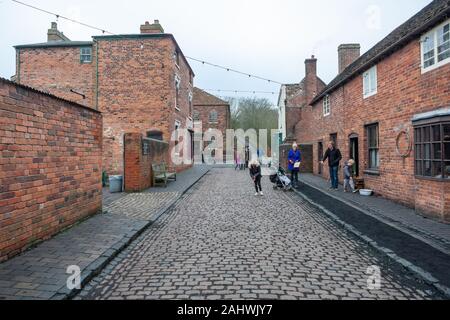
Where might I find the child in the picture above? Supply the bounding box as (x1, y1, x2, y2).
(249, 160, 263, 196)
(343, 159, 357, 193)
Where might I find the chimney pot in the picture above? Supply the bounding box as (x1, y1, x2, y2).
(140, 20, 164, 34)
(51, 22, 57, 29)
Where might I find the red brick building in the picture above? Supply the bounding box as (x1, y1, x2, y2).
(278, 55, 327, 143)
(14, 20, 195, 175)
(193, 87, 231, 162)
(295, 0, 450, 221)
(0, 78, 102, 261)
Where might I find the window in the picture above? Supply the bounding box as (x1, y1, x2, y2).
(209, 110, 218, 124)
(323, 95, 330, 116)
(193, 111, 200, 121)
(421, 19, 450, 72)
(174, 51, 180, 68)
(175, 75, 181, 110)
(366, 123, 379, 170)
(414, 122, 450, 179)
(188, 92, 193, 115)
(80, 47, 92, 63)
(363, 65, 377, 98)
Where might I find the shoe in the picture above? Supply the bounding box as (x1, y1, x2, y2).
(353, 189, 359, 194)
(255, 192, 259, 196)
(328, 187, 334, 190)
(259, 191, 264, 196)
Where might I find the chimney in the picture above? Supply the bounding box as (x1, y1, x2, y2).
(47, 22, 70, 42)
(305, 55, 317, 77)
(338, 44, 360, 73)
(140, 20, 164, 34)
(305, 55, 318, 103)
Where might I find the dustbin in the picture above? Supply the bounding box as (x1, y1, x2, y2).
(109, 175, 123, 193)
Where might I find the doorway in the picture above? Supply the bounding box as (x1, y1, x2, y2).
(318, 141, 324, 175)
(349, 135, 359, 177)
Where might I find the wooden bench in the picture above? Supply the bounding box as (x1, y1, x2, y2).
(152, 163, 176, 187)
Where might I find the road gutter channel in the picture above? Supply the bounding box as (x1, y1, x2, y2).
(292, 186, 450, 298)
(51, 168, 210, 300)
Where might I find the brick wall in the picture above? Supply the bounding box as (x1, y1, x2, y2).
(123, 133, 170, 192)
(295, 36, 450, 221)
(16, 29, 194, 177)
(0, 78, 102, 262)
(17, 45, 95, 108)
(96, 35, 194, 175)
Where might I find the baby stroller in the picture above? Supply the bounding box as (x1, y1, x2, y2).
(270, 167, 292, 191)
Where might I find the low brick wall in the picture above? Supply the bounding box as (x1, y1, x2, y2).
(0, 78, 102, 262)
(124, 133, 170, 192)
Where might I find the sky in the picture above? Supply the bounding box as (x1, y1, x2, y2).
(0, 0, 433, 105)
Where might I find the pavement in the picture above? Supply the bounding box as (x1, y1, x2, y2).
(298, 174, 450, 254)
(0, 165, 209, 300)
(76, 168, 443, 300)
(294, 173, 450, 296)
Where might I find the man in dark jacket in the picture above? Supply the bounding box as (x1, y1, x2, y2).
(320, 141, 342, 190)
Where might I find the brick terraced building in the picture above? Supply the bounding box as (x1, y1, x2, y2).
(294, 0, 450, 221)
(192, 88, 231, 162)
(14, 20, 195, 175)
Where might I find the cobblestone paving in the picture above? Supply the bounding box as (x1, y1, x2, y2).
(77, 169, 442, 300)
(105, 192, 180, 220)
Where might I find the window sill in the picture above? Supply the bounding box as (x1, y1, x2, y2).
(363, 91, 377, 99)
(364, 169, 380, 176)
(415, 175, 450, 182)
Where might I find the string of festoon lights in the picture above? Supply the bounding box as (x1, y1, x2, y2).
(10, 0, 283, 92)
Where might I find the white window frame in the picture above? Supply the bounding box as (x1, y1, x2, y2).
(80, 47, 92, 63)
(421, 18, 450, 74)
(363, 65, 378, 99)
(323, 95, 330, 117)
(175, 75, 181, 111)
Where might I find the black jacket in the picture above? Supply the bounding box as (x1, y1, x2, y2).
(249, 165, 261, 179)
(323, 148, 342, 167)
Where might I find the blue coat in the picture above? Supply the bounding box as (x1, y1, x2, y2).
(288, 149, 302, 172)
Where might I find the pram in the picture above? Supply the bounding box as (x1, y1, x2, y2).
(270, 167, 292, 191)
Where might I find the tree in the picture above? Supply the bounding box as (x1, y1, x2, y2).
(224, 96, 278, 151)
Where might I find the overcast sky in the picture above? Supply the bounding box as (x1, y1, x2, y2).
(0, 0, 432, 105)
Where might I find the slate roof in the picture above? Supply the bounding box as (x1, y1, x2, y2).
(193, 87, 230, 106)
(311, 0, 450, 105)
(14, 41, 93, 49)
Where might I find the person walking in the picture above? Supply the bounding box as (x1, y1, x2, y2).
(320, 141, 342, 190)
(249, 160, 263, 196)
(244, 146, 250, 170)
(288, 143, 302, 187)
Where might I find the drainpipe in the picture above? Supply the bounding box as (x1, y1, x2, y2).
(95, 40, 99, 110)
(16, 49, 20, 83)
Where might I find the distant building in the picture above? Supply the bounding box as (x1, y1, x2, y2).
(277, 55, 327, 143)
(14, 20, 195, 175)
(192, 88, 231, 162)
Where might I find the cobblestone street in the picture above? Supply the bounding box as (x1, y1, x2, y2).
(75, 168, 442, 300)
